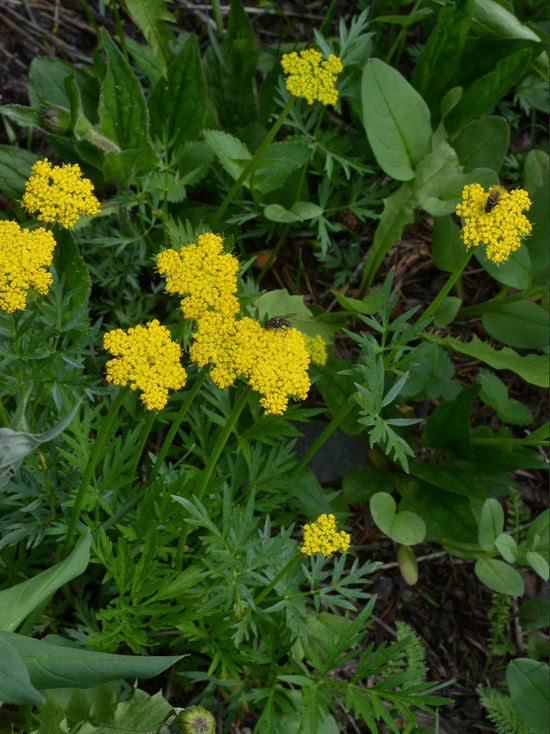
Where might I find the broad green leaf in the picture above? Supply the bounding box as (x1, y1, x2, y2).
(331, 291, 377, 316)
(149, 35, 206, 149)
(423, 332, 549, 387)
(422, 166, 496, 216)
(361, 58, 432, 180)
(0, 636, 44, 705)
(524, 182, 550, 286)
(519, 598, 550, 630)
(478, 369, 533, 426)
(399, 343, 459, 401)
(77, 688, 173, 734)
(412, 0, 474, 99)
(526, 510, 549, 555)
(203, 129, 251, 183)
(103, 146, 158, 188)
(482, 300, 549, 350)
(0, 400, 82, 471)
(525, 551, 549, 580)
(342, 465, 396, 503)
(478, 498, 504, 551)
(433, 296, 462, 327)
(28, 57, 73, 108)
(431, 215, 465, 273)
(410, 460, 486, 499)
(506, 658, 550, 732)
(98, 31, 149, 150)
(370, 492, 426, 545)
(255, 138, 312, 194)
(263, 202, 323, 223)
(121, 0, 175, 72)
(226, 0, 259, 127)
(474, 557, 524, 595)
(0, 105, 43, 131)
(0, 632, 183, 690)
(314, 357, 363, 436)
(397, 544, 418, 585)
(0, 145, 37, 198)
(452, 117, 509, 173)
(53, 230, 91, 310)
(474, 241, 532, 289)
(446, 50, 532, 134)
(494, 533, 518, 563)
(422, 384, 479, 459)
(0, 532, 90, 632)
(523, 149, 549, 197)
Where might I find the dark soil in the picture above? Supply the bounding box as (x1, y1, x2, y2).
(1, 2, 548, 733)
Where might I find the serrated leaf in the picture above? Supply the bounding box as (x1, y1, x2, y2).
(203, 129, 251, 183)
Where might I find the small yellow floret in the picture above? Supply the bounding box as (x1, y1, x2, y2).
(455, 184, 532, 264)
(303, 334, 328, 366)
(281, 48, 343, 105)
(103, 320, 187, 411)
(156, 233, 240, 320)
(0, 220, 56, 313)
(22, 158, 100, 228)
(300, 513, 351, 557)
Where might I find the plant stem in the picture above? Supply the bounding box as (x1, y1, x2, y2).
(62, 388, 126, 557)
(254, 554, 302, 606)
(149, 369, 208, 482)
(211, 97, 295, 228)
(291, 399, 354, 477)
(175, 386, 249, 569)
(415, 249, 473, 327)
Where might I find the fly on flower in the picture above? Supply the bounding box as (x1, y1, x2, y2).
(484, 185, 504, 213)
(264, 313, 297, 330)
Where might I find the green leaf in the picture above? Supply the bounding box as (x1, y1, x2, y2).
(370, 492, 426, 545)
(482, 300, 549, 350)
(53, 231, 91, 310)
(423, 332, 549, 387)
(412, 0, 474, 100)
(397, 544, 418, 585)
(203, 129, 251, 183)
(452, 116, 509, 173)
(0, 105, 43, 131)
(478, 498, 504, 551)
(0, 532, 90, 632)
(478, 369, 533, 426)
(0, 636, 44, 705)
(524, 182, 550, 287)
(149, 35, 206, 149)
(103, 146, 158, 188)
(422, 384, 479, 459)
(255, 138, 312, 194)
(523, 149, 549, 197)
(0, 145, 37, 198)
(474, 557, 524, 595)
(399, 342, 458, 401)
(433, 296, 462, 327)
(98, 31, 149, 150)
(263, 202, 323, 223)
(409, 460, 486, 499)
(446, 49, 532, 134)
(525, 551, 549, 580)
(0, 632, 183, 691)
(121, 0, 175, 72)
(77, 688, 173, 734)
(519, 598, 550, 630)
(28, 57, 73, 108)
(361, 58, 432, 180)
(431, 215, 465, 273)
(494, 533, 519, 563)
(474, 241, 532, 289)
(526, 510, 549, 555)
(506, 658, 550, 733)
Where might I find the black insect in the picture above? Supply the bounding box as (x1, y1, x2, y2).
(485, 187, 502, 213)
(264, 313, 297, 330)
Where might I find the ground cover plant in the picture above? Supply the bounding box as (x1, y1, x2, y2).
(0, 0, 548, 732)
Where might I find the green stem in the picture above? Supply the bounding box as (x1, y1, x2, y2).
(175, 386, 249, 569)
(459, 284, 549, 317)
(415, 249, 473, 327)
(62, 388, 126, 557)
(211, 0, 224, 33)
(291, 399, 354, 477)
(149, 369, 208, 482)
(211, 97, 295, 228)
(254, 554, 302, 606)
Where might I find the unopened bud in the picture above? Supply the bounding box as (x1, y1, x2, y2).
(172, 705, 215, 734)
(39, 104, 71, 133)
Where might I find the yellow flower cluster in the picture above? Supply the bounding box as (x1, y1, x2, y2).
(455, 184, 532, 263)
(303, 334, 328, 366)
(156, 233, 239, 320)
(158, 233, 312, 415)
(103, 320, 187, 411)
(0, 220, 56, 313)
(281, 49, 343, 105)
(22, 158, 100, 228)
(300, 513, 351, 557)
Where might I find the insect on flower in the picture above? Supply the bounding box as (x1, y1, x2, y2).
(264, 313, 297, 330)
(485, 186, 503, 213)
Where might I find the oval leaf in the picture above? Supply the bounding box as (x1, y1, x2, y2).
(0, 636, 44, 705)
(478, 498, 504, 551)
(474, 557, 524, 595)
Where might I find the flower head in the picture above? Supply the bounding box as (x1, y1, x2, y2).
(103, 319, 187, 410)
(455, 184, 532, 263)
(173, 706, 215, 734)
(300, 513, 351, 557)
(22, 158, 100, 228)
(0, 221, 56, 313)
(303, 333, 328, 366)
(189, 311, 239, 389)
(157, 233, 239, 320)
(281, 48, 343, 105)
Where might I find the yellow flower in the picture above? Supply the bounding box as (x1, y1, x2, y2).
(455, 184, 532, 264)
(281, 48, 343, 105)
(103, 320, 187, 411)
(300, 513, 351, 557)
(0, 220, 56, 313)
(303, 334, 328, 366)
(22, 158, 100, 228)
(189, 311, 239, 389)
(156, 233, 240, 320)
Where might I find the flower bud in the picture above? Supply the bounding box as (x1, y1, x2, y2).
(39, 104, 71, 133)
(172, 706, 215, 734)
